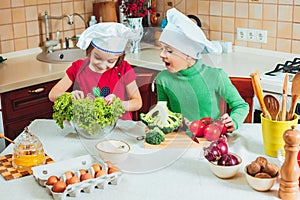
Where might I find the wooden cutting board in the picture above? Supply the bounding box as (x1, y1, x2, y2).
(144, 131, 211, 149)
(0, 154, 54, 181)
(93, 1, 118, 22)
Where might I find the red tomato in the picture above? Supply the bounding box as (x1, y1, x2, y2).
(213, 121, 228, 135)
(200, 117, 212, 125)
(189, 120, 206, 137)
(203, 123, 222, 141)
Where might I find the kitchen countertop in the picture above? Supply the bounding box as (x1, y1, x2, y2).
(0, 119, 299, 200)
(0, 46, 299, 93)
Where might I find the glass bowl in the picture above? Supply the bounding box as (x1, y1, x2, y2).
(71, 121, 116, 139)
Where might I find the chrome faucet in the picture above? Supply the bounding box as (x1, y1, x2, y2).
(65, 37, 77, 49)
(41, 11, 88, 53)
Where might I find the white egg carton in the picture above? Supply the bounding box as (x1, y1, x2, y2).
(32, 154, 122, 200)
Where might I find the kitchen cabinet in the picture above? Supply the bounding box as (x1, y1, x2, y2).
(0, 80, 58, 146)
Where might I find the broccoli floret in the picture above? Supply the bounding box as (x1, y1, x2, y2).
(140, 101, 183, 134)
(145, 127, 165, 145)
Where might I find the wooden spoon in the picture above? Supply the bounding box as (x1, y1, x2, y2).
(288, 72, 300, 120)
(250, 71, 272, 120)
(0, 133, 15, 144)
(263, 94, 280, 120)
(279, 73, 289, 121)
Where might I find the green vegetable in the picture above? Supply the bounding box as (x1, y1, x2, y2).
(145, 127, 165, 145)
(52, 92, 73, 129)
(92, 86, 101, 97)
(140, 101, 183, 134)
(52, 92, 125, 135)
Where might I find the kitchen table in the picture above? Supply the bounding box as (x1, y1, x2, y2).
(0, 119, 299, 200)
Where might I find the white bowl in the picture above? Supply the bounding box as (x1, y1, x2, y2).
(208, 153, 242, 179)
(95, 140, 130, 164)
(244, 167, 278, 191)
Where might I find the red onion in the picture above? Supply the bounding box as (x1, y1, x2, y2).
(204, 146, 221, 162)
(216, 140, 228, 155)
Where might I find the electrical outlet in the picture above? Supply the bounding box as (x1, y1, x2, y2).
(247, 29, 256, 42)
(236, 28, 248, 41)
(257, 30, 267, 43)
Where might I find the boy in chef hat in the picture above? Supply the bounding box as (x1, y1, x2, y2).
(156, 8, 249, 132)
(49, 22, 142, 120)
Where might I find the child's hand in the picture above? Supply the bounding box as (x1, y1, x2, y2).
(221, 113, 235, 132)
(71, 90, 84, 99)
(105, 94, 116, 105)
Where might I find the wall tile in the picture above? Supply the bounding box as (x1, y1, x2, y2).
(210, 16, 222, 31)
(27, 35, 41, 48)
(25, 0, 37, 6)
(262, 21, 277, 37)
(222, 17, 234, 33)
(291, 40, 300, 54)
(276, 38, 291, 53)
(278, 5, 292, 22)
(249, 3, 262, 19)
(278, 0, 293, 5)
(198, 1, 209, 15)
(25, 6, 38, 21)
(277, 22, 292, 39)
(293, 6, 300, 23)
(62, 2, 74, 14)
(0, 25, 14, 40)
(1, 40, 14, 53)
(209, 30, 221, 41)
(0, 9, 12, 25)
(13, 23, 27, 38)
(210, 1, 221, 16)
(0, 0, 11, 9)
(264, 0, 277, 3)
(14, 37, 28, 51)
(186, 0, 197, 14)
(12, 0, 25, 7)
(222, 2, 234, 17)
(292, 23, 300, 40)
(249, 19, 262, 29)
(26, 21, 39, 36)
(74, 1, 85, 14)
(262, 37, 276, 51)
(236, 3, 248, 19)
(222, 32, 234, 42)
(263, 4, 277, 21)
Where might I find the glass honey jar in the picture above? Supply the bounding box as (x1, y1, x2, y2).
(12, 127, 45, 171)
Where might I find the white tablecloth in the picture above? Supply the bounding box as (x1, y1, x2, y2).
(0, 119, 299, 200)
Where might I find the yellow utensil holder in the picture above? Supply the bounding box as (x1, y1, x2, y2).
(261, 113, 298, 157)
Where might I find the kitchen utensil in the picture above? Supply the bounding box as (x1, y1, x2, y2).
(263, 94, 280, 120)
(279, 73, 289, 121)
(185, 131, 199, 143)
(250, 71, 272, 120)
(0, 133, 15, 144)
(288, 72, 300, 120)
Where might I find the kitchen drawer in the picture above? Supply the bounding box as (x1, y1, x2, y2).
(1, 80, 57, 121)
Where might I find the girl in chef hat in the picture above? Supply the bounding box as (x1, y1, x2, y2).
(157, 8, 249, 132)
(49, 22, 142, 120)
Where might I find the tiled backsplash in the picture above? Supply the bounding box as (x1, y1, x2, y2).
(0, 0, 94, 54)
(1, 0, 300, 54)
(156, 0, 300, 54)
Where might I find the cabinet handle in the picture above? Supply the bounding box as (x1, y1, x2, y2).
(28, 87, 45, 94)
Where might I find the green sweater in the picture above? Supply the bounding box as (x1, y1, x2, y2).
(156, 60, 249, 130)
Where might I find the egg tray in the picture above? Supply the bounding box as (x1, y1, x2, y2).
(31, 155, 122, 200)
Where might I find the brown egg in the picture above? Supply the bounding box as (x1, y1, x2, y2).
(46, 175, 59, 185)
(52, 181, 67, 193)
(95, 169, 108, 178)
(67, 176, 80, 185)
(106, 161, 113, 169)
(78, 169, 87, 176)
(91, 163, 101, 173)
(64, 171, 74, 180)
(80, 172, 93, 181)
(108, 166, 120, 174)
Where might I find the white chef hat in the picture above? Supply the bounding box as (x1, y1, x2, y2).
(77, 22, 138, 54)
(159, 8, 221, 59)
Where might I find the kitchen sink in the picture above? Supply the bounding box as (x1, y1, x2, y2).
(37, 48, 86, 63)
